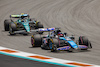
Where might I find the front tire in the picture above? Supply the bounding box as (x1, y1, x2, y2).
(9, 23, 17, 35)
(51, 39, 59, 52)
(79, 36, 92, 48)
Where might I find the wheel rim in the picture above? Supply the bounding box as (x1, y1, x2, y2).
(49, 41, 53, 49)
(49, 39, 54, 49)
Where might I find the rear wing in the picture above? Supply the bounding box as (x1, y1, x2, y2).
(10, 14, 29, 18)
(31, 27, 55, 33)
(31, 27, 61, 33)
(39, 27, 55, 32)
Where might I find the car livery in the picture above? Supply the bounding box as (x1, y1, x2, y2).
(4, 13, 44, 35)
(31, 28, 92, 52)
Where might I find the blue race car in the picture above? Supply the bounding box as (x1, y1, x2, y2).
(50, 29, 92, 52)
(4, 13, 44, 35)
(31, 28, 92, 52)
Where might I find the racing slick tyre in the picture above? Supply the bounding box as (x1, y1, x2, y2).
(9, 23, 17, 35)
(37, 22, 44, 28)
(79, 36, 92, 49)
(31, 34, 42, 47)
(51, 39, 59, 52)
(37, 22, 44, 34)
(4, 19, 11, 31)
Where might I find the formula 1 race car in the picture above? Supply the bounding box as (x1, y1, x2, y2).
(4, 13, 44, 35)
(31, 27, 92, 52)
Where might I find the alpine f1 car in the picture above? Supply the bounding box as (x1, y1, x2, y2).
(4, 13, 44, 35)
(31, 27, 92, 52)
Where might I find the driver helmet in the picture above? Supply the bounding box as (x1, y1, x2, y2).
(21, 16, 24, 19)
(57, 32, 64, 37)
(56, 29, 61, 34)
(21, 13, 25, 19)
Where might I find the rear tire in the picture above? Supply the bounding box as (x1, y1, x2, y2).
(31, 34, 42, 47)
(4, 19, 11, 31)
(37, 22, 44, 34)
(37, 22, 44, 28)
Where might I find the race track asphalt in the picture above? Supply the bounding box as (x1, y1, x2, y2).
(0, 54, 63, 67)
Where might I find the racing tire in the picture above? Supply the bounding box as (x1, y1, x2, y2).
(4, 19, 11, 31)
(51, 39, 59, 52)
(79, 36, 92, 48)
(31, 34, 42, 47)
(37, 22, 44, 34)
(37, 22, 44, 28)
(9, 23, 17, 35)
